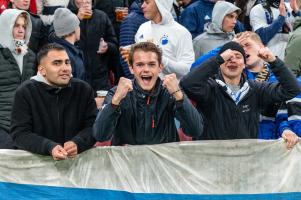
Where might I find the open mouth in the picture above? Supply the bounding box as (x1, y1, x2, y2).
(141, 75, 152, 84)
(227, 65, 238, 71)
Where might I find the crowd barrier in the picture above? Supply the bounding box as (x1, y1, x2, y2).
(0, 139, 301, 199)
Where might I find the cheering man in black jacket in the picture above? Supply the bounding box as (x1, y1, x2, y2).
(93, 42, 203, 145)
(180, 41, 301, 140)
(10, 43, 97, 160)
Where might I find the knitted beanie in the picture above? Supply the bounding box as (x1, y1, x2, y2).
(53, 8, 80, 37)
(219, 41, 246, 63)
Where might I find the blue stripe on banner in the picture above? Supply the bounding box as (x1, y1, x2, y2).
(1, 181, 301, 200)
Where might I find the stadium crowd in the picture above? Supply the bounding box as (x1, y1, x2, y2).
(0, 0, 300, 160)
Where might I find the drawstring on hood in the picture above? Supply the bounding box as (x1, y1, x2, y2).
(154, 0, 174, 24)
(0, 9, 32, 73)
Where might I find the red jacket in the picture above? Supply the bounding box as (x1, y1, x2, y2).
(0, 0, 8, 14)
(0, 0, 36, 14)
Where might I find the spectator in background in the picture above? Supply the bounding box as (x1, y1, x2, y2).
(180, 0, 217, 39)
(94, 0, 129, 83)
(68, 0, 118, 91)
(93, 42, 203, 145)
(11, 43, 96, 160)
(180, 41, 300, 141)
(283, 17, 301, 137)
(134, 0, 194, 80)
(94, 0, 130, 40)
(119, 0, 147, 79)
(0, 9, 36, 149)
(285, 17, 301, 77)
(52, 8, 86, 81)
(0, 0, 9, 14)
(193, 1, 240, 59)
(171, 0, 197, 22)
(1, 0, 36, 14)
(10, 0, 48, 53)
(250, 0, 301, 59)
(235, 0, 259, 31)
(35, 0, 69, 25)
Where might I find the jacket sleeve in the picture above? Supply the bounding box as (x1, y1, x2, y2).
(254, 16, 285, 45)
(180, 56, 223, 103)
(249, 5, 285, 45)
(279, 91, 301, 136)
(191, 47, 220, 70)
(284, 35, 301, 77)
(71, 85, 97, 153)
(258, 58, 301, 108)
(174, 95, 203, 138)
(179, 7, 199, 39)
(103, 13, 118, 56)
(93, 89, 121, 142)
(11, 88, 58, 155)
(161, 31, 195, 79)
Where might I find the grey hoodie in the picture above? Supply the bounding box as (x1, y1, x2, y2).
(193, 1, 240, 59)
(0, 9, 32, 73)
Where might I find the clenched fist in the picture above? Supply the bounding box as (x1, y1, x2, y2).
(112, 77, 133, 105)
(162, 73, 183, 101)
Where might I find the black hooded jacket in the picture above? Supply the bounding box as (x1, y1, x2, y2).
(180, 55, 301, 140)
(68, 0, 118, 91)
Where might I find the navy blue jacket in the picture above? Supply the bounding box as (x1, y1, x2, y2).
(179, 0, 215, 39)
(119, 0, 147, 78)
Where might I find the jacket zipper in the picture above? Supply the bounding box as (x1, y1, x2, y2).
(146, 96, 155, 129)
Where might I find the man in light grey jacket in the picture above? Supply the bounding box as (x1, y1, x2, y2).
(193, 1, 240, 59)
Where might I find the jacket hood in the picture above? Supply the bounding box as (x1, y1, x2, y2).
(0, 9, 32, 50)
(31, 72, 72, 89)
(211, 1, 240, 31)
(31, 72, 50, 85)
(293, 17, 301, 30)
(155, 0, 174, 24)
(203, 22, 236, 39)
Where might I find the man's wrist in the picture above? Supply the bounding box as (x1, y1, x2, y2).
(172, 89, 184, 101)
(111, 95, 121, 106)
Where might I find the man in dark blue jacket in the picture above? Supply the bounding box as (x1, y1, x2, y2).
(93, 42, 203, 145)
(180, 0, 216, 39)
(52, 8, 86, 81)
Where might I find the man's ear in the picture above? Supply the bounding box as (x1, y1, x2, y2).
(159, 63, 163, 73)
(129, 65, 134, 74)
(38, 65, 46, 76)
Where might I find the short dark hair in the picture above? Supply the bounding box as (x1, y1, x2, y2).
(128, 42, 162, 66)
(37, 43, 66, 65)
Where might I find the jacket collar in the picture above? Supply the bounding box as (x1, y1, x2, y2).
(133, 78, 162, 99)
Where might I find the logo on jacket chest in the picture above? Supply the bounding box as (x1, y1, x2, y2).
(160, 34, 169, 46)
(241, 104, 250, 113)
